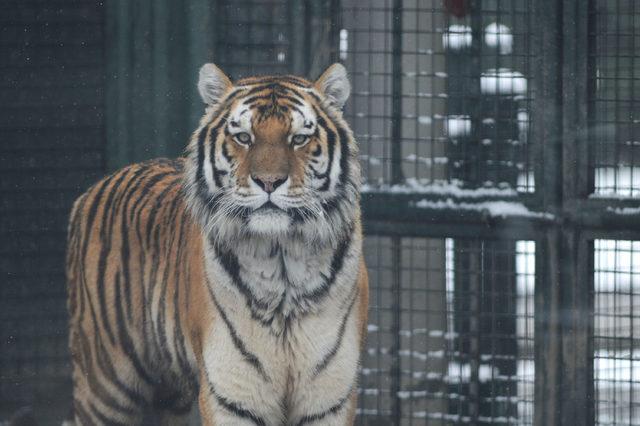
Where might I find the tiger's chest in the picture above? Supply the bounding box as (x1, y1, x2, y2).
(200, 236, 361, 420)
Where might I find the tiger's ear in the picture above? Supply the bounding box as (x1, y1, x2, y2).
(315, 63, 350, 108)
(198, 63, 233, 106)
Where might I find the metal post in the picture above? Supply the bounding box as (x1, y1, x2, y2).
(533, 0, 595, 425)
(389, 1, 404, 423)
(559, 0, 595, 424)
(390, 0, 404, 185)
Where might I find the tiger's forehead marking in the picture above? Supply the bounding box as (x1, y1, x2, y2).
(227, 82, 318, 134)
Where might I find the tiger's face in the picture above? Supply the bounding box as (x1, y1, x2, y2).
(185, 63, 360, 245)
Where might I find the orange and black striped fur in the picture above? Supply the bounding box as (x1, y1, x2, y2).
(66, 63, 368, 425)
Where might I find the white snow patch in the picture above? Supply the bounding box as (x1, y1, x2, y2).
(446, 115, 472, 138)
(405, 154, 448, 166)
(339, 29, 348, 60)
(594, 240, 640, 292)
(517, 170, 535, 193)
(366, 324, 379, 332)
(606, 206, 640, 215)
(443, 25, 472, 50)
(517, 109, 529, 134)
(481, 68, 527, 95)
(359, 154, 382, 166)
(417, 115, 432, 125)
(592, 165, 640, 197)
(485, 23, 513, 54)
(413, 198, 554, 220)
(595, 350, 640, 382)
(362, 179, 519, 197)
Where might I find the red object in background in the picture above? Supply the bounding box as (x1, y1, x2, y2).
(444, 0, 470, 18)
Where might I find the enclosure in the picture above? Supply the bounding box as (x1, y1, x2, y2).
(1, 0, 640, 425)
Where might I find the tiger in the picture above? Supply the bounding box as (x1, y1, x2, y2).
(65, 62, 369, 425)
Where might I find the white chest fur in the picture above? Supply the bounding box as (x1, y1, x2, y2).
(201, 232, 362, 424)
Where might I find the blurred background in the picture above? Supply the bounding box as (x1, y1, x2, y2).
(1, 0, 640, 425)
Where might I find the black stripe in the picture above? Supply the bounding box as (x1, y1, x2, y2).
(171, 212, 198, 390)
(88, 400, 130, 426)
(206, 377, 267, 426)
(294, 389, 352, 426)
(155, 190, 185, 365)
(96, 169, 131, 346)
(118, 166, 153, 322)
(205, 285, 270, 382)
(311, 289, 358, 378)
(335, 124, 352, 190)
(144, 178, 181, 248)
(196, 125, 209, 196)
(221, 140, 233, 164)
(307, 91, 323, 104)
(73, 400, 93, 425)
(79, 325, 142, 419)
(300, 228, 354, 304)
(315, 114, 335, 191)
(213, 242, 272, 312)
(209, 116, 229, 189)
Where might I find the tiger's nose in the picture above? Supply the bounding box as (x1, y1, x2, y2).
(251, 174, 288, 194)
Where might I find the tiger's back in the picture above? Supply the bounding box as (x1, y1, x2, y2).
(66, 158, 205, 422)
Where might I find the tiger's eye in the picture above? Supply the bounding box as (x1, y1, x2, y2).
(235, 132, 251, 145)
(292, 134, 309, 146)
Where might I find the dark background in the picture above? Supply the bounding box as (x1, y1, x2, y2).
(1, 1, 640, 425)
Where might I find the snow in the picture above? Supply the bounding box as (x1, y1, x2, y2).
(592, 165, 640, 197)
(594, 240, 640, 292)
(481, 68, 528, 95)
(362, 178, 519, 198)
(607, 206, 640, 215)
(485, 23, 513, 54)
(417, 115, 432, 125)
(442, 25, 472, 50)
(358, 154, 381, 166)
(517, 170, 535, 193)
(366, 324, 379, 332)
(413, 198, 554, 220)
(446, 115, 471, 138)
(405, 154, 448, 166)
(594, 350, 640, 382)
(517, 109, 529, 134)
(339, 29, 348, 60)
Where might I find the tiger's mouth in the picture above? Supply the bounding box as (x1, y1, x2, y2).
(255, 200, 282, 212)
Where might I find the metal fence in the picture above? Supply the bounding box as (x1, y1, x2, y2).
(1, 0, 640, 425)
(334, 0, 640, 424)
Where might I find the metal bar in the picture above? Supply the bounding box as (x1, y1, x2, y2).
(389, 2, 404, 424)
(559, 0, 595, 425)
(390, 0, 403, 185)
(390, 235, 402, 424)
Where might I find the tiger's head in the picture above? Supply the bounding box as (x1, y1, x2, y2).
(184, 63, 360, 246)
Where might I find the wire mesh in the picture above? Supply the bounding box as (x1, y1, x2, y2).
(358, 236, 535, 425)
(340, 0, 535, 193)
(594, 240, 640, 425)
(591, 0, 640, 197)
(215, 0, 293, 79)
(0, 0, 104, 420)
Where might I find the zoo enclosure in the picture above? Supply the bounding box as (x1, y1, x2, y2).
(1, 0, 640, 425)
